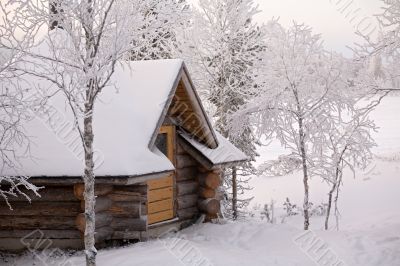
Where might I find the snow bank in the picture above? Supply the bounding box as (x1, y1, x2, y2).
(4, 217, 400, 266)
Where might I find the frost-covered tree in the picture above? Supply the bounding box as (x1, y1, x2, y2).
(0, 72, 41, 207)
(1, 0, 181, 264)
(130, 0, 190, 60)
(318, 108, 377, 230)
(354, 0, 400, 92)
(0, 4, 41, 208)
(232, 22, 354, 229)
(257, 153, 302, 177)
(0, 68, 41, 208)
(183, 0, 266, 220)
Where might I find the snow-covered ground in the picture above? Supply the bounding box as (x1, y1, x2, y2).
(3, 96, 400, 266)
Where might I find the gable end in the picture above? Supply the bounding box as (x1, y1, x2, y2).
(149, 63, 218, 150)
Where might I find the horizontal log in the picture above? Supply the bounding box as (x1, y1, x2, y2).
(177, 194, 198, 210)
(176, 154, 197, 169)
(176, 142, 187, 155)
(199, 167, 222, 173)
(205, 213, 219, 222)
(112, 185, 147, 194)
(74, 184, 113, 200)
(107, 201, 146, 218)
(198, 166, 209, 173)
(177, 207, 198, 220)
(0, 201, 81, 216)
(176, 181, 198, 196)
(0, 229, 81, 239)
(0, 238, 84, 251)
(107, 191, 146, 202)
(75, 213, 113, 233)
(95, 227, 113, 242)
(198, 187, 216, 199)
(112, 231, 141, 240)
(0, 186, 77, 202)
(111, 217, 147, 231)
(198, 198, 220, 215)
(176, 167, 198, 181)
(0, 216, 76, 230)
(80, 197, 113, 213)
(199, 172, 221, 190)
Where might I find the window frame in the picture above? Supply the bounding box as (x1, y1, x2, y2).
(158, 125, 175, 165)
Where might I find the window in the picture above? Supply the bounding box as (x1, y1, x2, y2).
(155, 133, 168, 157)
(157, 125, 175, 163)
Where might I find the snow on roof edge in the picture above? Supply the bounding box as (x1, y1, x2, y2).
(181, 63, 219, 148)
(148, 60, 183, 150)
(179, 131, 248, 166)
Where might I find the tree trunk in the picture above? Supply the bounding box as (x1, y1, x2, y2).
(325, 166, 340, 230)
(83, 108, 97, 266)
(298, 117, 310, 230)
(232, 166, 238, 220)
(334, 172, 343, 231)
(325, 184, 336, 230)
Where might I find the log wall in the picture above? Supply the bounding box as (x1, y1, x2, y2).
(0, 135, 223, 251)
(175, 137, 222, 223)
(197, 167, 222, 221)
(0, 185, 83, 250)
(0, 183, 149, 250)
(175, 139, 200, 222)
(74, 183, 148, 244)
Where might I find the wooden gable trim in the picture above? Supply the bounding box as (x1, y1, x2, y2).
(180, 64, 218, 149)
(148, 62, 219, 151)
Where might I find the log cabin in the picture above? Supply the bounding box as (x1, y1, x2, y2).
(0, 56, 248, 250)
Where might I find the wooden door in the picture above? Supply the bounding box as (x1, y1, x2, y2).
(148, 125, 175, 225)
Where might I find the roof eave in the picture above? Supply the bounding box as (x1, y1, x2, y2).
(177, 134, 247, 171)
(28, 169, 175, 185)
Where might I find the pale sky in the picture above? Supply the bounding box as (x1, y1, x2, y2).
(2, 0, 383, 57)
(190, 0, 383, 56)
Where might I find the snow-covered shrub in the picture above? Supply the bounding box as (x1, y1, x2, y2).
(309, 202, 329, 217)
(261, 200, 276, 224)
(283, 197, 300, 217)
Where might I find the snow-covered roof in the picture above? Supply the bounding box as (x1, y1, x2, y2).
(180, 131, 248, 165)
(1, 31, 247, 178)
(2, 59, 184, 177)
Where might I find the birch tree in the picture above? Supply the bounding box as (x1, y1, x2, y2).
(232, 22, 352, 229)
(0, 4, 41, 208)
(0, 63, 41, 208)
(317, 85, 390, 230)
(319, 110, 376, 230)
(182, 0, 266, 220)
(1, 0, 183, 264)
